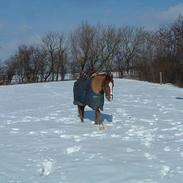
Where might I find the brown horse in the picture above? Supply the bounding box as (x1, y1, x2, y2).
(73, 72, 114, 125)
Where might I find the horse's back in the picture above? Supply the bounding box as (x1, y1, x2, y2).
(73, 79, 90, 106)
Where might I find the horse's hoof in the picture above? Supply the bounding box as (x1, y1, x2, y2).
(95, 124, 105, 130)
(99, 125, 105, 130)
(95, 121, 103, 125)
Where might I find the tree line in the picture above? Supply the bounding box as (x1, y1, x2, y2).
(0, 16, 183, 86)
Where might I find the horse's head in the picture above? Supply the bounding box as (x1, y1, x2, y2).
(102, 73, 114, 102)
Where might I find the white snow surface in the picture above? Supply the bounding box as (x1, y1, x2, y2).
(0, 79, 183, 183)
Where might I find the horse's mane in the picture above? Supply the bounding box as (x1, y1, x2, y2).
(91, 72, 113, 79)
(79, 71, 112, 79)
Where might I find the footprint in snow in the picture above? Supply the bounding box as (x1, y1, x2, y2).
(144, 153, 156, 160)
(40, 131, 48, 134)
(160, 165, 171, 177)
(38, 159, 55, 176)
(164, 146, 171, 152)
(28, 131, 37, 135)
(10, 128, 20, 134)
(66, 145, 81, 155)
(126, 148, 135, 153)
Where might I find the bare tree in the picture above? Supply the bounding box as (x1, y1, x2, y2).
(70, 22, 96, 76)
(136, 31, 157, 81)
(4, 56, 17, 83)
(14, 45, 33, 83)
(116, 26, 146, 76)
(137, 16, 183, 86)
(55, 34, 67, 81)
(28, 46, 47, 82)
(70, 22, 121, 77)
(95, 25, 121, 72)
(42, 32, 67, 81)
(42, 32, 58, 81)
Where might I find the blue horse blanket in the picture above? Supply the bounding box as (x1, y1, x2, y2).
(73, 79, 104, 110)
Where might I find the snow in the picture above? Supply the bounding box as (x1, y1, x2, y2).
(39, 159, 55, 176)
(0, 79, 183, 183)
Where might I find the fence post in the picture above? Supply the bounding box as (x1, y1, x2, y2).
(160, 72, 162, 85)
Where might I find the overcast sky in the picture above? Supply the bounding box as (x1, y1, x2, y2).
(0, 0, 183, 60)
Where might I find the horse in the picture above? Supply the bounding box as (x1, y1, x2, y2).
(73, 72, 114, 125)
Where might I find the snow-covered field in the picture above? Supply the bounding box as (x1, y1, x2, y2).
(0, 79, 183, 183)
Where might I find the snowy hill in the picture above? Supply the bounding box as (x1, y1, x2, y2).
(0, 79, 183, 183)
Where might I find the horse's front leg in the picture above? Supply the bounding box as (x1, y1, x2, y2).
(81, 105, 85, 122)
(95, 108, 102, 125)
(78, 105, 85, 122)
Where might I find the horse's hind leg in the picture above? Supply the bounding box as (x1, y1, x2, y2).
(77, 105, 81, 119)
(95, 108, 102, 125)
(78, 105, 85, 122)
(81, 105, 85, 121)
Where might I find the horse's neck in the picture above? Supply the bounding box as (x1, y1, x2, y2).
(91, 75, 105, 94)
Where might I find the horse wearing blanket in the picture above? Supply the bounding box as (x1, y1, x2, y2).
(73, 72, 114, 125)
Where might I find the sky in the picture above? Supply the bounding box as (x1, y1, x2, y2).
(0, 0, 183, 61)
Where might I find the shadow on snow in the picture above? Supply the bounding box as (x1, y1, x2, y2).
(176, 97, 183, 100)
(84, 110, 113, 123)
